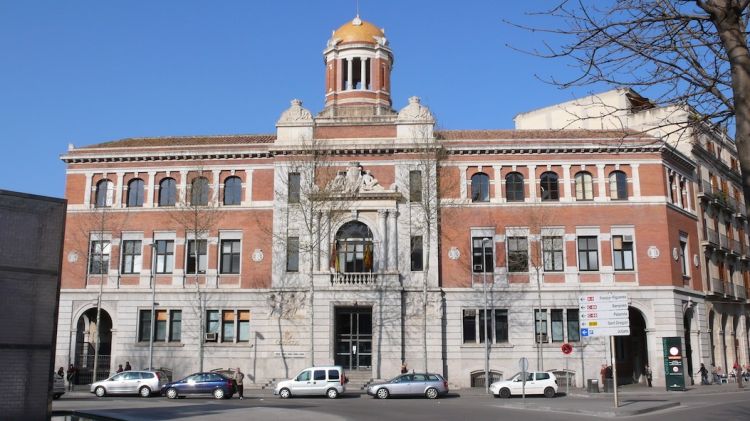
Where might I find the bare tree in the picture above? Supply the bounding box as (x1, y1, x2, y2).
(168, 169, 223, 372)
(511, 1, 750, 207)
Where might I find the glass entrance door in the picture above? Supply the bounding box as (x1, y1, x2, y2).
(334, 307, 372, 370)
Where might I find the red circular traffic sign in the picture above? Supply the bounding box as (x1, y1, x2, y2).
(561, 343, 573, 355)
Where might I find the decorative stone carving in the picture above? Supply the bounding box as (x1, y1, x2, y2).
(326, 162, 385, 194)
(277, 99, 313, 124)
(397, 96, 434, 121)
(252, 248, 264, 262)
(67, 250, 79, 263)
(268, 292, 307, 320)
(448, 247, 460, 260)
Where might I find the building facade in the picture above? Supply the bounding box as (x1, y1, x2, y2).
(55, 16, 750, 388)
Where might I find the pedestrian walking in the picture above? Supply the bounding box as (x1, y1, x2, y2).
(235, 367, 245, 400)
(400, 361, 408, 374)
(56, 367, 65, 378)
(124, 361, 132, 371)
(644, 364, 652, 387)
(66, 364, 77, 391)
(699, 363, 709, 385)
(711, 364, 719, 384)
(116, 364, 124, 373)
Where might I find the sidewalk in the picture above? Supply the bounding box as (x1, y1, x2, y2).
(458, 381, 750, 417)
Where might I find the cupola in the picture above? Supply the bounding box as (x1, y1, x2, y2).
(321, 15, 394, 116)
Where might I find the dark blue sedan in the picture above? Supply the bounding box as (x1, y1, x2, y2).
(161, 372, 236, 399)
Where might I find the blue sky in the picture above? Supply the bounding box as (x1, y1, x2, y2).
(0, 1, 597, 198)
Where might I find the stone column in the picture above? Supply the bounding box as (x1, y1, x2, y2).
(378, 209, 388, 272)
(212, 169, 221, 205)
(243, 168, 254, 206)
(631, 164, 641, 198)
(83, 172, 93, 207)
(459, 165, 468, 200)
(179, 170, 188, 205)
(145, 171, 156, 208)
(114, 172, 124, 208)
(596, 164, 606, 201)
(360, 57, 367, 90)
(315, 211, 322, 271)
(493, 165, 503, 202)
(562, 164, 572, 201)
(387, 210, 398, 271)
(321, 212, 331, 270)
(527, 165, 537, 201)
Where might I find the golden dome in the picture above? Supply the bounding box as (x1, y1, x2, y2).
(332, 16, 384, 44)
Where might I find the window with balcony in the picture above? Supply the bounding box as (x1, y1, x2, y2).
(334, 221, 373, 272)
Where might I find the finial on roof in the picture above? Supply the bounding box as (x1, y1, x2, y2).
(352, 15, 362, 26)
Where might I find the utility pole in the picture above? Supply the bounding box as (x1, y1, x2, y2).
(482, 238, 491, 394)
(148, 242, 156, 370)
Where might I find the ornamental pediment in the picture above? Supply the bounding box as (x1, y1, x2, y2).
(321, 162, 399, 200)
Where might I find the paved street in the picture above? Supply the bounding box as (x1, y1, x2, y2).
(53, 384, 750, 420)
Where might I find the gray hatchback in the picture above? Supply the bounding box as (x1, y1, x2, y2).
(367, 373, 448, 399)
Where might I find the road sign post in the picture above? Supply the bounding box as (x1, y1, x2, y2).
(561, 343, 573, 395)
(579, 294, 630, 408)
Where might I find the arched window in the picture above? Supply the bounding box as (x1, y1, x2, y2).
(223, 176, 242, 205)
(158, 178, 176, 207)
(505, 172, 524, 202)
(95, 179, 113, 207)
(540, 172, 559, 201)
(334, 221, 373, 273)
(126, 178, 144, 207)
(471, 172, 490, 202)
(575, 171, 594, 200)
(190, 177, 209, 206)
(609, 171, 628, 200)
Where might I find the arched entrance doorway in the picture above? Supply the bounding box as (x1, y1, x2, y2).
(684, 308, 694, 384)
(74, 307, 113, 383)
(614, 307, 648, 385)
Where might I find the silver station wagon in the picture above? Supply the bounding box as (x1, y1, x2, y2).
(367, 373, 449, 399)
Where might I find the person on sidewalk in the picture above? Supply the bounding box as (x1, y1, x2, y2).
(401, 361, 408, 374)
(124, 361, 132, 371)
(711, 365, 719, 384)
(116, 364, 124, 373)
(56, 367, 65, 378)
(66, 364, 77, 391)
(644, 364, 652, 387)
(235, 367, 245, 400)
(699, 363, 709, 385)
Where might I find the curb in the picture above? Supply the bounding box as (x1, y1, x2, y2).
(494, 401, 680, 417)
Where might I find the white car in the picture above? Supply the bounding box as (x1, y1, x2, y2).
(274, 366, 346, 399)
(490, 371, 558, 398)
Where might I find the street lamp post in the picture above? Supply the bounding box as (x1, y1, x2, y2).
(482, 238, 492, 394)
(148, 242, 156, 370)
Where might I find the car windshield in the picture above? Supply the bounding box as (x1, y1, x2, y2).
(510, 372, 534, 381)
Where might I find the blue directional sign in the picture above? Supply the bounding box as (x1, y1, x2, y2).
(581, 328, 589, 337)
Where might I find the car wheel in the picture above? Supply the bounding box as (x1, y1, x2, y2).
(499, 388, 511, 399)
(166, 388, 178, 399)
(376, 388, 389, 399)
(544, 387, 556, 398)
(139, 386, 151, 398)
(327, 388, 339, 399)
(95, 386, 106, 397)
(279, 388, 291, 399)
(213, 388, 225, 399)
(425, 387, 439, 399)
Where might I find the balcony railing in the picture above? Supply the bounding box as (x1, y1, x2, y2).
(700, 180, 714, 198)
(724, 281, 734, 297)
(711, 278, 724, 294)
(704, 228, 719, 245)
(735, 284, 747, 300)
(331, 272, 378, 285)
(719, 234, 730, 250)
(730, 239, 742, 254)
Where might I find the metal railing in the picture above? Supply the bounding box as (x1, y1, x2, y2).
(705, 228, 719, 245)
(735, 284, 747, 299)
(724, 281, 734, 297)
(701, 180, 714, 197)
(731, 239, 742, 254)
(711, 278, 724, 294)
(720, 234, 730, 250)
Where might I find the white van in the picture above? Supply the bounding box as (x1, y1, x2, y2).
(274, 366, 347, 399)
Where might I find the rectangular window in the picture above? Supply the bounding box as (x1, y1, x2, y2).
(138, 310, 151, 342)
(186, 239, 207, 275)
(220, 239, 241, 274)
(472, 237, 494, 273)
(613, 235, 634, 271)
(507, 236, 528, 272)
(222, 310, 235, 342)
(577, 236, 599, 271)
(154, 309, 168, 341)
(462, 309, 477, 343)
(154, 240, 174, 274)
(169, 310, 182, 342)
(463, 309, 508, 344)
(680, 234, 689, 276)
(207, 310, 220, 334)
(89, 240, 111, 275)
(286, 237, 299, 272)
(288, 172, 300, 204)
(551, 309, 564, 342)
(409, 170, 422, 203)
(121, 240, 142, 274)
(410, 236, 424, 271)
(567, 309, 580, 342)
(543, 236, 563, 272)
(238, 310, 250, 342)
(535, 309, 548, 343)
